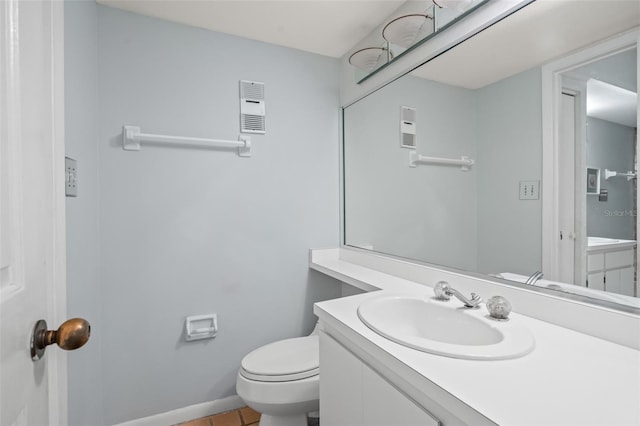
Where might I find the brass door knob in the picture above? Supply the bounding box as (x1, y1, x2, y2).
(31, 318, 91, 361)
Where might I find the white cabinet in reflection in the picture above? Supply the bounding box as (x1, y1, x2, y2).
(587, 245, 635, 297)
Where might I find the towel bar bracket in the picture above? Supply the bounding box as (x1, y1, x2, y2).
(238, 135, 251, 157)
(123, 126, 141, 151)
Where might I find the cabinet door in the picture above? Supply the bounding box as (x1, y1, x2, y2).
(605, 269, 621, 294)
(619, 267, 635, 297)
(362, 363, 439, 426)
(605, 267, 635, 297)
(604, 249, 633, 269)
(587, 253, 604, 272)
(319, 331, 362, 426)
(588, 272, 605, 291)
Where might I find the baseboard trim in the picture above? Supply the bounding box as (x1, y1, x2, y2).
(112, 395, 245, 426)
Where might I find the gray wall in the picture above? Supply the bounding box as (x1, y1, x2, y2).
(64, 1, 104, 425)
(571, 49, 637, 92)
(587, 117, 636, 240)
(66, 5, 342, 425)
(344, 75, 478, 271)
(476, 67, 542, 276)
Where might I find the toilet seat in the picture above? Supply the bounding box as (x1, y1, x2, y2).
(240, 336, 319, 382)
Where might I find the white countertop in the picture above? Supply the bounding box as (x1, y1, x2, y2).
(312, 250, 640, 425)
(587, 236, 636, 251)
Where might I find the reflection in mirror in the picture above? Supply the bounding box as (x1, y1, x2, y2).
(343, 0, 640, 311)
(344, 53, 543, 273)
(555, 48, 638, 307)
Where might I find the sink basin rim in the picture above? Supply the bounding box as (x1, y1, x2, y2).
(357, 294, 535, 360)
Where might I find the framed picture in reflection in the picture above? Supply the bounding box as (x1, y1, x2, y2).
(587, 168, 600, 194)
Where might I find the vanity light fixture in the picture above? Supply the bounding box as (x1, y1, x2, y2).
(382, 14, 433, 48)
(348, 47, 393, 71)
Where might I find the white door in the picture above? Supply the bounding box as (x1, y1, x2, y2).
(1, 1, 67, 425)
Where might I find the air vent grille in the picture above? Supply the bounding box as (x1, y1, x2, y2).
(402, 106, 416, 122)
(242, 115, 266, 133)
(241, 81, 265, 100)
(240, 80, 266, 134)
(400, 106, 416, 149)
(402, 132, 416, 148)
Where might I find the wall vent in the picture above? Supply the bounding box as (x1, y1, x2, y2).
(240, 80, 266, 134)
(400, 106, 416, 149)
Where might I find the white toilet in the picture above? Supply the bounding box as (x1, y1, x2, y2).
(236, 325, 319, 426)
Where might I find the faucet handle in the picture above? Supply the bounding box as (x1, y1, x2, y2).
(486, 295, 512, 320)
(433, 281, 451, 301)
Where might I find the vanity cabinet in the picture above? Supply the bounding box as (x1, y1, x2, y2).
(587, 247, 635, 296)
(320, 331, 440, 426)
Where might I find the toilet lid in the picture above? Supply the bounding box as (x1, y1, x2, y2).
(240, 335, 319, 382)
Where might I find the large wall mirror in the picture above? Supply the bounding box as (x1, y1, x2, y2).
(343, 0, 640, 311)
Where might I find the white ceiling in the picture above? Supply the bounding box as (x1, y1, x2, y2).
(94, 0, 640, 90)
(411, 0, 640, 89)
(587, 79, 638, 128)
(96, 0, 407, 58)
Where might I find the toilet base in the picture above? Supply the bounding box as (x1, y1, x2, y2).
(258, 413, 307, 426)
(236, 371, 319, 426)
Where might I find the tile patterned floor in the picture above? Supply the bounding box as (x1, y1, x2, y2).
(176, 406, 260, 426)
(175, 407, 320, 426)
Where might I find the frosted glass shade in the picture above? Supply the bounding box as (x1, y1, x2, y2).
(348, 47, 392, 71)
(382, 14, 431, 48)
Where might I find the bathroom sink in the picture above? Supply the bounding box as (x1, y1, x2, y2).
(588, 236, 620, 245)
(357, 294, 535, 360)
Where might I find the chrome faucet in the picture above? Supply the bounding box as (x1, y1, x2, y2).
(433, 281, 482, 308)
(525, 271, 543, 285)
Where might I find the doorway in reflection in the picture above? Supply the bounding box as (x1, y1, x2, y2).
(559, 47, 638, 299)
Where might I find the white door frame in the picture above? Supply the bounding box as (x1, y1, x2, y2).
(1, 0, 67, 423)
(49, 0, 69, 423)
(542, 28, 640, 282)
(557, 91, 578, 285)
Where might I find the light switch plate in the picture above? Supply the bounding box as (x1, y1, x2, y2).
(519, 180, 539, 200)
(65, 157, 78, 197)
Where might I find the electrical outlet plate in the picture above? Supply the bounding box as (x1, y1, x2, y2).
(519, 180, 539, 200)
(65, 157, 78, 197)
